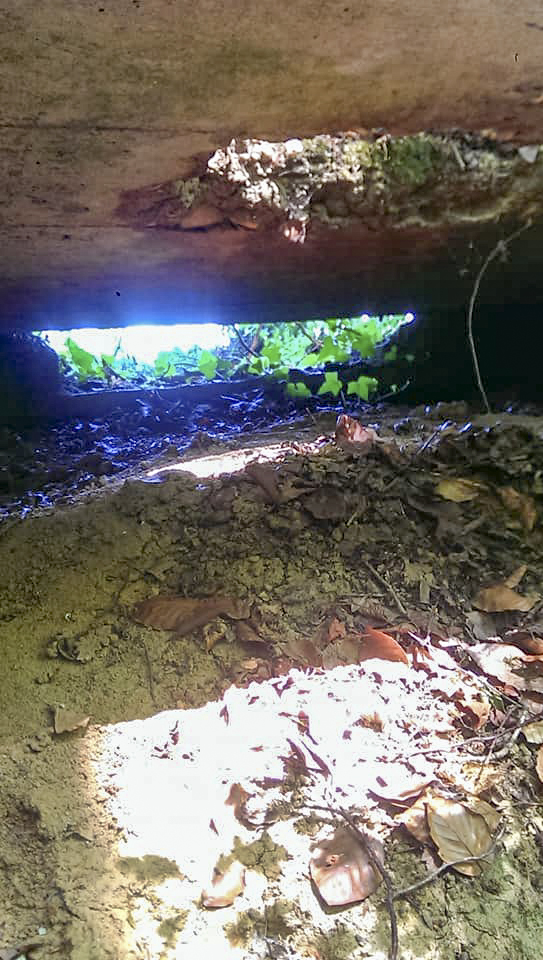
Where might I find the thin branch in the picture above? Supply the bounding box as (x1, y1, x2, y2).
(294, 320, 321, 351)
(467, 220, 532, 414)
(231, 323, 261, 359)
(306, 804, 398, 960)
(141, 638, 157, 708)
(338, 807, 399, 960)
(360, 557, 408, 616)
(393, 826, 505, 901)
(306, 801, 504, 960)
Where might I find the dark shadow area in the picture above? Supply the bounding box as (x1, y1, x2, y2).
(1, 304, 543, 518)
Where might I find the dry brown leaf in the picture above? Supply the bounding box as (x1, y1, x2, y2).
(302, 486, 355, 520)
(226, 782, 250, 822)
(245, 462, 281, 503)
(235, 621, 267, 647)
(53, 707, 90, 735)
(504, 630, 543, 656)
(202, 860, 245, 908)
(522, 721, 543, 744)
(369, 765, 432, 804)
(453, 692, 490, 730)
(436, 477, 482, 502)
(309, 826, 383, 906)
(427, 797, 494, 876)
(335, 415, 378, 451)
(396, 786, 441, 844)
(468, 642, 543, 694)
(284, 634, 323, 666)
(498, 487, 537, 532)
(504, 564, 528, 589)
(240, 658, 259, 671)
(133, 595, 251, 634)
(356, 710, 384, 732)
(465, 797, 501, 834)
(359, 626, 409, 665)
(326, 617, 347, 643)
(473, 583, 536, 613)
(536, 746, 543, 783)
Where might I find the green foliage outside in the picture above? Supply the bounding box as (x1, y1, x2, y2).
(50, 314, 410, 402)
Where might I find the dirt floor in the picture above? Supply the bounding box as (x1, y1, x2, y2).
(2, 400, 543, 960)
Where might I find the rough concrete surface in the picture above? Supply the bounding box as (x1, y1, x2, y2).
(2, 1, 543, 327)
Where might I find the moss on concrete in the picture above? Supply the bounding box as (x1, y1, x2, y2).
(174, 176, 204, 208)
(157, 911, 188, 950)
(383, 133, 442, 187)
(230, 832, 288, 880)
(224, 900, 296, 949)
(313, 925, 360, 960)
(170, 132, 543, 232)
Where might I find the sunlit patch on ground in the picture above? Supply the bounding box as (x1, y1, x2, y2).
(146, 441, 320, 481)
(89, 650, 494, 959)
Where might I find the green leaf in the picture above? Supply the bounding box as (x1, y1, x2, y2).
(249, 355, 270, 374)
(349, 330, 375, 358)
(261, 342, 282, 365)
(287, 382, 312, 398)
(317, 372, 343, 397)
(198, 349, 218, 379)
(315, 335, 338, 363)
(65, 337, 104, 381)
(298, 352, 320, 369)
(154, 351, 176, 377)
(271, 365, 289, 380)
(346, 376, 378, 401)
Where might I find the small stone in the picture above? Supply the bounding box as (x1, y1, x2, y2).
(518, 145, 539, 163)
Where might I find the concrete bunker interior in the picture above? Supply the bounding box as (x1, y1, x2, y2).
(3, 5, 543, 960)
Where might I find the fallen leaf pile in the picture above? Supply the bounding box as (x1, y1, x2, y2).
(473, 565, 538, 613)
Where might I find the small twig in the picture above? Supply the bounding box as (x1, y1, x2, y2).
(231, 324, 261, 359)
(294, 320, 320, 351)
(474, 712, 526, 782)
(141, 638, 157, 707)
(376, 379, 412, 403)
(307, 803, 398, 960)
(338, 807, 399, 960)
(417, 428, 440, 456)
(307, 802, 505, 960)
(393, 826, 505, 901)
(467, 221, 532, 414)
(403, 727, 520, 761)
(360, 557, 408, 616)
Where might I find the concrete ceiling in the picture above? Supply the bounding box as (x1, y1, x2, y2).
(2, 0, 543, 329)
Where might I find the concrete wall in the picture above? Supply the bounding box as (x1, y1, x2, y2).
(2, 1, 543, 328)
